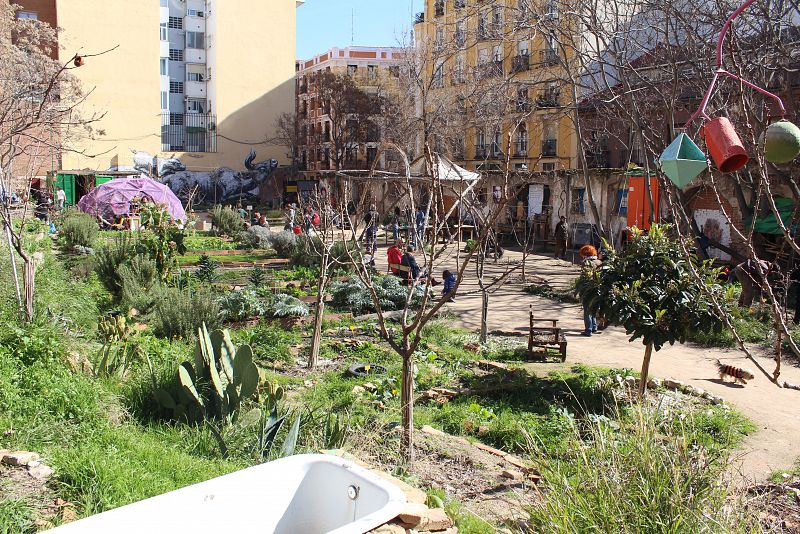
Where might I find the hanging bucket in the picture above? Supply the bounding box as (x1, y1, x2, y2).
(658, 133, 708, 187)
(764, 120, 800, 164)
(703, 117, 748, 173)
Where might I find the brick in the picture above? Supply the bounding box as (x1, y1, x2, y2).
(419, 508, 453, 531)
(397, 502, 429, 526)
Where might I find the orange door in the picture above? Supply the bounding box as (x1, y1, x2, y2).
(627, 176, 660, 230)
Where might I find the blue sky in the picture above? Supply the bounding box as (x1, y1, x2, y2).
(297, 0, 425, 60)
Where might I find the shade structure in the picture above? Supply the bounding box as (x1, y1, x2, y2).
(659, 133, 708, 187)
(78, 176, 187, 223)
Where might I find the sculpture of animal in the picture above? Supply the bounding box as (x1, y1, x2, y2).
(716, 359, 755, 384)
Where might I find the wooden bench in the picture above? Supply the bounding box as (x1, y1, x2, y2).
(527, 306, 567, 361)
(388, 263, 411, 274)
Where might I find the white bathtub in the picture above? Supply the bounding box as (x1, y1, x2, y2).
(46, 454, 406, 534)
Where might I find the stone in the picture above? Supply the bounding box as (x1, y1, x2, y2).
(363, 382, 377, 392)
(398, 502, 429, 526)
(418, 508, 453, 531)
(420, 425, 447, 437)
(501, 469, 523, 481)
(61, 507, 78, 523)
(647, 377, 662, 389)
(624, 376, 637, 387)
(368, 523, 407, 534)
(27, 463, 54, 480)
(663, 378, 684, 390)
(351, 385, 366, 395)
(2, 451, 40, 467)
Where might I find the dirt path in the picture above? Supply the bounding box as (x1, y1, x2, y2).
(443, 251, 800, 482)
(371, 245, 799, 481)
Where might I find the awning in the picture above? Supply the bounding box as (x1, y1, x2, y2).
(744, 197, 797, 235)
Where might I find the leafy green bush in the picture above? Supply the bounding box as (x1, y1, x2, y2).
(269, 294, 309, 318)
(269, 231, 297, 258)
(184, 235, 235, 251)
(150, 287, 220, 339)
(211, 205, 245, 237)
(194, 255, 219, 284)
(59, 211, 99, 249)
(218, 289, 269, 321)
(331, 275, 428, 315)
(292, 235, 360, 268)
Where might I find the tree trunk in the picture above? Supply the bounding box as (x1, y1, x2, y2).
(400, 352, 415, 463)
(638, 343, 654, 396)
(4, 220, 22, 313)
(308, 258, 328, 369)
(480, 290, 489, 343)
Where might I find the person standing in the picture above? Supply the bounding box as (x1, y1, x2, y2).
(579, 245, 602, 336)
(391, 206, 401, 241)
(414, 206, 426, 248)
(554, 215, 569, 260)
(363, 204, 379, 255)
(56, 187, 66, 211)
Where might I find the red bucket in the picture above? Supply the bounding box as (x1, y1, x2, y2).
(703, 117, 748, 173)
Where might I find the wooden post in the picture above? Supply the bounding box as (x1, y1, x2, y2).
(638, 342, 654, 396)
(400, 352, 415, 463)
(774, 322, 782, 383)
(528, 305, 534, 354)
(480, 290, 489, 343)
(308, 255, 328, 369)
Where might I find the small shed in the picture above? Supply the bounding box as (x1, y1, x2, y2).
(47, 169, 141, 207)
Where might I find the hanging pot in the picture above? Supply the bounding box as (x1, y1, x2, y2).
(702, 117, 748, 173)
(764, 119, 800, 164)
(658, 133, 708, 187)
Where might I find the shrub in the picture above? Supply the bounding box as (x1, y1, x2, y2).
(194, 255, 219, 284)
(95, 235, 137, 295)
(211, 205, 244, 237)
(150, 287, 220, 339)
(60, 211, 99, 249)
(239, 225, 272, 249)
(233, 323, 298, 364)
(269, 231, 297, 258)
(292, 235, 360, 269)
(218, 289, 269, 321)
(331, 275, 429, 315)
(118, 255, 160, 311)
(269, 293, 309, 317)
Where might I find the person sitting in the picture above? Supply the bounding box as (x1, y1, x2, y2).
(387, 239, 405, 276)
(401, 246, 421, 280)
(442, 269, 456, 301)
(252, 212, 261, 226)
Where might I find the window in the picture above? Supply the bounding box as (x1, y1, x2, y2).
(434, 0, 444, 17)
(187, 8, 204, 17)
(492, 7, 503, 34)
(492, 130, 502, 156)
(453, 56, 465, 84)
(186, 31, 205, 49)
(170, 113, 185, 126)
(516, 87, 530, 112)
(518, 40, 529, 56)
(455, 0, 466, 8)
(160, 91, 169, 110)
(169, 49, 184, 61)
(435, 27, 444, 48)
(160, 22, 167, 40)
(516, 124, 528, 155)
(478, 48, 489, 65)
(168, 16, 182, 29)
(367, 65, 377, 81)
(388, 66, 400, 77)
(16, 11, 37, 19)
(187, 71, 204, 82)
(455, 20, 466, 47)
(542, 162, 556, 171)
(169, 81, 184, 94)
(347, 64, 358, 76)
(476, 131, 486, 150)
(433, 62, 444, 88)
(186, 98, 206, 113)
(493, 44, 502, 62)
(160, 58, 168, 76)
(478, 13, 488, 39)
(572, 188, 586, 214)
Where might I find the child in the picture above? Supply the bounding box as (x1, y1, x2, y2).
(442, 269, 456, 301)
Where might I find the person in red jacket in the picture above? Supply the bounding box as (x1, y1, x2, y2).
(387, 239, 405, 276)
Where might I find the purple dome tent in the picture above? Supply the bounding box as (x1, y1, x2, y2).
(78, 176, 187, 223)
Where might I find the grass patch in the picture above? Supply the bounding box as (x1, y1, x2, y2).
(0, 499, 35, 534)
(177, 252, 276, 266)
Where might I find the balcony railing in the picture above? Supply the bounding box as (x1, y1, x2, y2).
(539, 49, 559, 64)
(542, 139, 558, 157)
(475, 145, 487, 159)
(161, 112, 216, 153)
(537, 95, 560, 107)
(480, 60, 503, 78)
(517, 99, 532, 112)
(511, 54, 530, 73)
(514, 144, 528, 157)
(414, 12, 424, 24)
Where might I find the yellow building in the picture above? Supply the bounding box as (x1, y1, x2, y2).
(19, 0, 302, 172)
(414, 0, 578, 174)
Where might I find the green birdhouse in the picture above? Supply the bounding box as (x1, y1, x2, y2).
(659, 133, 708, 187)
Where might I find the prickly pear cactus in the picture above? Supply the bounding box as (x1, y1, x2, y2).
(175, 323, 260, 422)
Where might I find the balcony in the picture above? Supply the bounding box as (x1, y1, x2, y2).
(185, 48, 205, 64)
(511, 54, 530, 73)
(516, 99, 532, 113)
(414, 12, 424, 24)
(161, 112, 216, 153)
(480, 60, 503, 78)
(514, 144, 528, 158)
(536, 95, 560, 108)
(185, 80, 206, 98)
(475, 145, 487, 159)
(539, 49, 558, 65)
(542, 139, 558, 157)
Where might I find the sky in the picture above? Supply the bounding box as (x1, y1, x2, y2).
(296, 0, 425, 61)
